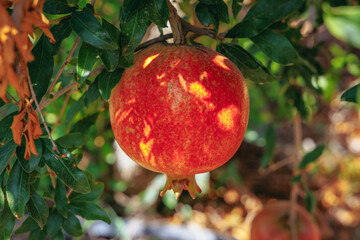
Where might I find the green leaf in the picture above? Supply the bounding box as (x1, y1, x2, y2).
(77, 42, 98, 84)
(27, 188, 49, 229)
(69, 177, 104, 202)
(52, 230, 65, 240)
(145, 0, 169, 28)
(305, 189, 316, 215)
(14, 217, 38, 234)
(0, 112, 16, 143)
(250, 29, 298, 64)
(0, 202, 15, 239)
(28, 228, 47, 240)
(28, 35, 54, 102)
(46, 208, 63, 236)
(56, 132, 91, 149)
(260, 125, 277, 168)
(232, 0, 242, 17)
(43, 143, 90, 194)
(54, 179, 68, 218)
(62, 211, 83, 237)
(226, 0, 304, 38)
(195, 1, 229, 30)
(216, 43, 276, 83)
(69, 201, 111, 224)
(120, 10, 151, 56)
(71, 11, 118, 50)
(284, 85, 308, 118)
(51, 18, 73, 54)
(70, 113, 98, 134)
(291, 174, 302, 183)
(298, 145, 325, 169)
(84, 79, 101, 107)
(97, 68, 123, 100)
(6, 161, 30, 219)
(341, 84, 360, 103)
(43, 0, 77, 14)
(102, 19, 121, 46)
(17, 139, 42, 173)
(65, 95, 85, 126)
(0, 188, 4, 216)
(99, 49, 120, 72)
(0, 141, 17, 175)
(323, 4, 360, 49)
(118, 53, 134, 68)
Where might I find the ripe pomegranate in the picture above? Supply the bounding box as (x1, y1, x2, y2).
(250, 201, 321, 240)
(109, 43, 249, 198)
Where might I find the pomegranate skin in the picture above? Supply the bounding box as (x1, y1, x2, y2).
(250, 201, 321, 240)
(109, 43, 249, 197)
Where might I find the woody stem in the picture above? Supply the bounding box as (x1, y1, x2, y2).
(166, 0, 185, 44)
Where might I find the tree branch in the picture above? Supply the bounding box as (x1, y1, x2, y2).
(39, 81, 78, 110)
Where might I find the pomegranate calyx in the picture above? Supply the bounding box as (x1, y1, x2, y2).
(160, 175, 202, 199)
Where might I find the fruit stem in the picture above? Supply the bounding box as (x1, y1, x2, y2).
(160, 174, 201, 199)
(166, 0, 185, 44)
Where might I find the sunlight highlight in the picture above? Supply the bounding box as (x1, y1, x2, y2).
(217, 105, 239, 130)
(189, 82, 211, 100)
(140, 138, 154, 158)
(143, 120, 151, 138)
(213, 55, 230, 71)
(116, 108, 133, 125)
(143, 53, 160, 68)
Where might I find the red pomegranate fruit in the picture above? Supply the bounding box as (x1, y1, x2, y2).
(109, 43, 249, 198)
(250, 201, 321, 240)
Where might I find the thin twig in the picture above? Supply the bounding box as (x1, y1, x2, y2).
(88, 65, 105, 78)
(290, 113, 302, 240)
(40, 37, 81, 106)
(135, 33, 173, 52)
(47, 166, 56, 188)
(49, 15, 71, 25)
(51, 91, 73, 133)
(166, 0, 184, 44)
(40, 81, 78, 110)
(259, 155, 295, 176)
(25, 67, 59, 153)
(6, 92, 18, 104)
(181, 18, 223, 40)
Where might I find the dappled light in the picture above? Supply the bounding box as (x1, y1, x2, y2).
(217, 105, 239, 131)
(212, 55, 230, 71)
(143, 119, 152, 138)
(115, 107, 133, 125)
(143, 53, 160, 68)
(139, 138, 154, 159)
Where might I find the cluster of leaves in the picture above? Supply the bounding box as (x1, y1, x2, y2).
(1, 0, 359, 238)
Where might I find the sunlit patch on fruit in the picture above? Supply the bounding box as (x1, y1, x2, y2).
(116, 108, 133, 124)
(217, 105, 239, 130)
(199, 71, 208, 81)
(143, 53, 160, 68)
(127, 97, 136, 104)
(213, 55, 230, 71)
(143, 119, 151, 138)
(139, 138, 154, 159)
(157, 73, 165, 80)
(171, 59, 181, 69)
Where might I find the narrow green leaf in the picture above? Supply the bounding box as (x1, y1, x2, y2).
(0, 202, 15, 239)
(144, 0, 169, 28)
(27, 188, 49, 229)
(28, 35, 54, 102)
(17, 139, 42, 173)
(62, 211, 83, 237)
(54, 179, 68, 218)
(341, 84, 360, 103)
(56, 132, 91, 149)
(102, 19, 121, 46)
(251, 29, 298, 64)
(65, 95, 85, 126)
(28, 228, 47, 240)
(69, 178, 104, 202)
(51, 18, 73, 54)
(84, 79, 101, 107)
(14, 217, 38, 234)
(46, 208, 63, 236)
(71, 11, 118, 50)
(97, 68, 124, 100)
(0, 188, 4, 216)
(291, 174, 302, 183)
(216, 43, 276, 83)
(77, 42, 98, 83)
(6, 161, 30, 219)
(99, 49, 120, 72)
(298, 145, 325, 169)
(43, 144, 90, 194)
(70, 113, 99, 134)
(70, 201, 111, 224)
(43, 0, 77, 14)
(195, 3, 212, 27)
(260, 125, 277, 168)
(195, 1, 229, 30)
(226, 0, 304, 38)
(305, 189, 317, 215)
(232, 0, 242, 17)
(0, 141, 17, 174)
(118, 53, 134, 68)
(120, 10, 151, 56)
(0, 112, 16, 143)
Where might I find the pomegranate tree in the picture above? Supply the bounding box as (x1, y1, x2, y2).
(109, 43, 249, 198)
(250, 201, 321, 240)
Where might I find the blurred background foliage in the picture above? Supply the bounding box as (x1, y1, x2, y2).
(3, 0, 360, 239)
